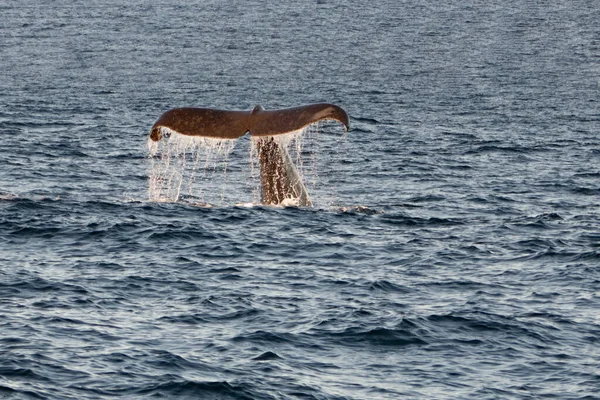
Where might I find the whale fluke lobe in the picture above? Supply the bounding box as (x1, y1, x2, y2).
(150, 108, 252, 141)
(149, 103, 349, 141)
(248, 103, 349, 137)
(148, 103, 349, 207)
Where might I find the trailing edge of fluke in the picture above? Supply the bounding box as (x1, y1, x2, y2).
(149, 103, 349, 141)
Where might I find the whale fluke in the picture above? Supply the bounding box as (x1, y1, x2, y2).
(148, 103, 349, 207)
(149, 103, 349, 141)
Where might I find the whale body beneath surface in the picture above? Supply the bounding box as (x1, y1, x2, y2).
(149, 103, 350, 206)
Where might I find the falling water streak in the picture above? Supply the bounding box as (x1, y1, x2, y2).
(186, 146, 204, 201)
(219, 147, 231, 203)
(303, 122, 321, 193)
(307, 120, 348, 209)
(329, 125, 349, 208)
(248, 137, 259, 203)
(147, 128, 236, 203)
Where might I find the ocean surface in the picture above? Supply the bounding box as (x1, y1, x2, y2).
(1, 0, 599, 399)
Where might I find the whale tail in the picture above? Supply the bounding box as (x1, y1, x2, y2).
(148, 103, 349, 207)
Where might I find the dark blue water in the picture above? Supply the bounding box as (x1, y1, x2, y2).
(1, 1, 599, 399)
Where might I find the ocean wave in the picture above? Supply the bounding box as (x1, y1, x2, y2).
(133, 380, 260, 400)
